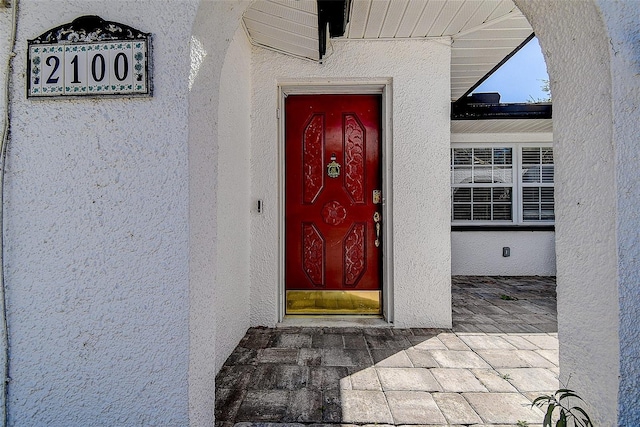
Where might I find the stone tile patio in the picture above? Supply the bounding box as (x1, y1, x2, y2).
(216, 276, 557, 426)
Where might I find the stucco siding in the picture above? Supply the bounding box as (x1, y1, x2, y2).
(215, 24, 252, 372)
(250, 38, 452, 328)
(0, 8, 11, 137)
(517, 1, 620, 424)
(596, 1, 640, 424)
(0, 7, 13, 421)
(188, 1, 252, 425)
(452, 231, 556, 276)
(4, 1, 196, 425)
(1, 1, 638, 426)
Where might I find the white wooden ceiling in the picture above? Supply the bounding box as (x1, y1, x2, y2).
(242, 0, 534, 101)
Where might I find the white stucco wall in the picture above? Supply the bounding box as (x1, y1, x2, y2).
(517, 1, 621, 424)
(0, 6, 13, 422)
(188, 1, 251, 425)
(2, 1, 638, 426)
(215, 24, 252, 371)
(452, 231, 556, 276)
(0, 7, 11, 133)
(250, 38, 452, 328)
(596, 2, 640, 424)
(4, 1, 196, 425)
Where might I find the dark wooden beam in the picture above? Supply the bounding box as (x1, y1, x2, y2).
(451, 102, 552, 120)
(317, 0, 351, 60)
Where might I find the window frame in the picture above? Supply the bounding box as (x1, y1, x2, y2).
(451, 141, 555, 226)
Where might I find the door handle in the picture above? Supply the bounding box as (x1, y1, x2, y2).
(373, 212, 381, 247)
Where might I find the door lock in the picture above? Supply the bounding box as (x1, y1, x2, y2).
(373, 190, 382, 204)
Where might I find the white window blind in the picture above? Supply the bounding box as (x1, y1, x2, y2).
(451, 147, 513, 221)
(521, 147, 555, 221)
(451, 144, 554, 225)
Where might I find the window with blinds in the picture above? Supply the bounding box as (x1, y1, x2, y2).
(451, 147, 513, 221)
(521, 147, 555, 221)
(451, 144, 554, 224)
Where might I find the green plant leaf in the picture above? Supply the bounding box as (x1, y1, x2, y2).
(533, 395, 552, 407)
(559, 391, 582, 401)
(572, 406, 593, 426)
(544, 403, 555, 426)
(557, 408, 568, 427)
(534, 386, 593, 427)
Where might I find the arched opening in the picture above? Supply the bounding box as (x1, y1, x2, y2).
(188, 2, 253, 425)
(515, 1, 621, 422)
(190, 1, 638, 424)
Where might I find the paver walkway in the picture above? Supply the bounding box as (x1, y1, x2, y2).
(216, 276, 558, 426)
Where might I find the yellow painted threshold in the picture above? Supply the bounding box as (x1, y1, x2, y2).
(286, 290, 381, 315)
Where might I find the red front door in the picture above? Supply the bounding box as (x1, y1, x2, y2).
(285, 94, 382, 314)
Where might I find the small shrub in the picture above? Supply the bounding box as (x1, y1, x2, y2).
(532, 388, 593, 427)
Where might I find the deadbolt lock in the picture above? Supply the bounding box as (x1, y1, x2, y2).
(373, 190, 381, 204)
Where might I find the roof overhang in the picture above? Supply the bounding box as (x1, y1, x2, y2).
(451, 102, 552, 121)
(242, 0, 536, 101)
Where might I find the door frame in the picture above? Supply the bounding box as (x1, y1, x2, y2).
(277, 79, 394, 323)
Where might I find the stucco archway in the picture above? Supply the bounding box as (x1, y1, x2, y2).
(188, 1, 253, 425)
(188, 1, 640, 425)
(515, 0, 616, 423)
(515, 2, 639, 424)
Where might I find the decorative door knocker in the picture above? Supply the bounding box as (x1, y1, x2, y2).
(326, 153, 341, 178)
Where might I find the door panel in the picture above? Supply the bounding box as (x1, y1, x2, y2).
(285, 94, 382, 314)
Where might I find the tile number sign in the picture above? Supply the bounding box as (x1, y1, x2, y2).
(29, 41, 149, 97)
(27, 15, 152, 98)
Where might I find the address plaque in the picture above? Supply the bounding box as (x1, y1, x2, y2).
(27, 15, 152, 98)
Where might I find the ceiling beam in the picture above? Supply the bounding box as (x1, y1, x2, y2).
(451, 101, 552, 120)
(317, 0, 351, 60)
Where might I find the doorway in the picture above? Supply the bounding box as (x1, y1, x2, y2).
(284, 94, 383, 315)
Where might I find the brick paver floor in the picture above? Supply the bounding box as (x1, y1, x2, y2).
(215, 276, 558, 426)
